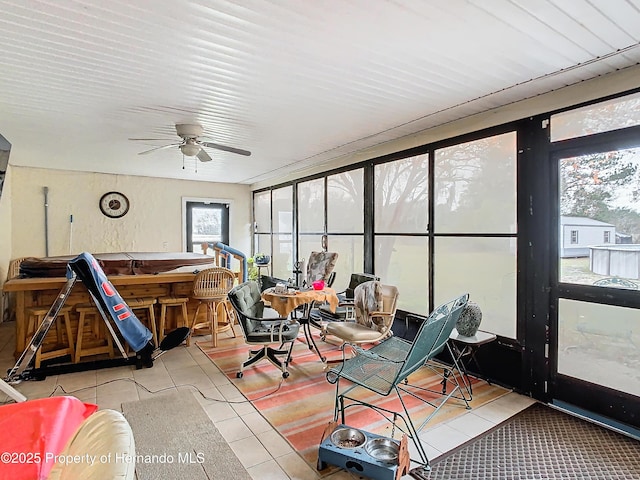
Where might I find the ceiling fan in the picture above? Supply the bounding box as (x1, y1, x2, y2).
(130, 123, 251, 162)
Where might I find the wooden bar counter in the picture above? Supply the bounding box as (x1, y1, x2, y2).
(4, 272, 201, 359)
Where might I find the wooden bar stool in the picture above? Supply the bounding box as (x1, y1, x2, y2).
(75, 303, 115, 363)
(158, 296, 189, 346)
(25, 305, 75, 368)
(126, 297, 158, 348)
(190, 267, 236, 348)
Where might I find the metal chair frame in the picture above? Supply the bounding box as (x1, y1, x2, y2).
(312, 272, 379, 324)
(228, 281, 300, 379)
(326, 293, 469, 474)
(321, 281, 399, 347)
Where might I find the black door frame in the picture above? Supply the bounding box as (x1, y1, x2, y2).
(547, 127, 640, 428)
(185, 201, 229, 253)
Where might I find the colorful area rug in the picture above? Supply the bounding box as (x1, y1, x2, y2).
(198, 330, 509, 473)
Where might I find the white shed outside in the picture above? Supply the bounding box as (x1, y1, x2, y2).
(560, 216, 615, 258)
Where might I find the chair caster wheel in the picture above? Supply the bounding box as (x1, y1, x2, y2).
(236, 372, 243, 378)
(320, 356, 326, 363)
(282, 371, 289, 379)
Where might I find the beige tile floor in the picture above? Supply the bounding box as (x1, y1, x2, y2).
(0, 322, 536, 479)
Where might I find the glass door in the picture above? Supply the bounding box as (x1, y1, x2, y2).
(549, 144, 640, 427)
(185, 201, 229, 253)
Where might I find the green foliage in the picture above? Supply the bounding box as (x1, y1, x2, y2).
(560, 150, 640, 239)
(560, 152, 638, 219)
(247, 256, 259, 281)
(247, 254, 269, 281)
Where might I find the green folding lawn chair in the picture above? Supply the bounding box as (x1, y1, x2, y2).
(325, 293, 469, 475)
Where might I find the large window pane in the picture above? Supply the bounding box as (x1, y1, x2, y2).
(272, 186, 292, 234)
(298, 235, 325, 257)
(558, 299, 639, 396)
(299, 235, 325, 280)
(434, 132, 517, 234)
(326, 235, 364, 290)
(374, 155, 428, 233)
(298, 179, 325, 233)
(434, 237, 517, 339)
(254, 234, 271, 260)
(272, 234, 292, 280)
(375, 236, 429, 315)
(328, 169, 364, 233)
(189, 205, 223, 248)
(253, 191, 271, 233)
(559, 147, 640, 289)
(551, 91, 640, 142)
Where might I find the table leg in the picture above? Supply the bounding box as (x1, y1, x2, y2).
(299, 303, 326, 363)
(449, 343, 474, 400)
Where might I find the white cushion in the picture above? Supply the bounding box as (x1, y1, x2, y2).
(47, 409, 135, 480)
(325, 321, 388, 343)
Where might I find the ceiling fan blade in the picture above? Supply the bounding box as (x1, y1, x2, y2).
(196, 148, 213, 162)
(129, 138, 176, 141)
(200, 141, 251, 156)
(137, 143, 182, 155)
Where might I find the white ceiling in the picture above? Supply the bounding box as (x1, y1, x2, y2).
(1, 0, 640, 186)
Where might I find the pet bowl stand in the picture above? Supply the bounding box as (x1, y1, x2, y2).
(317, 422, 410, 480)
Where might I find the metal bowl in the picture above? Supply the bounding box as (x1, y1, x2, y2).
(365, 437, 400, 462)
(330, 427, 366, 449)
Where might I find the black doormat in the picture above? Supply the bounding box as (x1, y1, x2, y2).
(410, 402, 640, 479)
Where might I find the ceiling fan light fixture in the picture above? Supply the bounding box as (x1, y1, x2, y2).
(180, 143, 201, 157)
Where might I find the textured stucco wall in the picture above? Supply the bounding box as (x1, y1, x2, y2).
(10, 166, 251, 259)
(0, 165, 13, 295)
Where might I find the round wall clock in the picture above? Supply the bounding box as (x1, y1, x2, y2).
(99, 191, 130, 218)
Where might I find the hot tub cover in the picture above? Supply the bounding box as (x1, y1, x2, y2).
(19, 252, 214, 278)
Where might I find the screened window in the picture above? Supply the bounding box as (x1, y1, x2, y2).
(434, 132, 517, 234)
(254, 234, 271, 260)
(328, 169, 364, 234)
(374, 155, 428, 233)
(373, 154, 429, 313)
(272, 187, 292, 234)
(326, 169, 364, 288)
(185, 201, 229, 253)
(328, 235, 365, 290)
(253, 191, 272, 272)
(550, 91, 640, 142)
(434, 237, 517, 338)
(253, 191, 271, 234)
(298, 178, 325, 234)
(375, 236, 429, 315)
(433, 131, 518, 338)
(557, 299, 640, 396)
(559, 147, 640, 289)
(271, 186, 293, 278)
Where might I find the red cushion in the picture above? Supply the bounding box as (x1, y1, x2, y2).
(0, 396, 98, 479)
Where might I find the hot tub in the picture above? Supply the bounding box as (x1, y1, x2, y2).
(18, 252, 215, 278)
